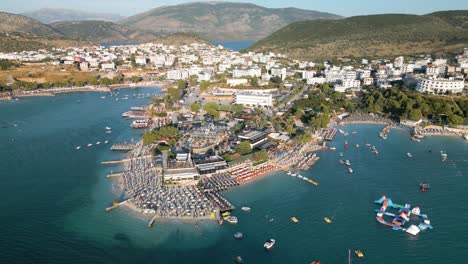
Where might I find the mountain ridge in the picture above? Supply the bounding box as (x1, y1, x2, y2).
(22, 8, 124, 24)
(248, 11, 468, 59)
(120, 1, 342, 40)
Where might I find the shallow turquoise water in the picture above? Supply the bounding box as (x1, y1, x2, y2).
(0, 90, 467, 263)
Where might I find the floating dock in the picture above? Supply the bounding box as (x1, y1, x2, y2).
(110, 143, 137, 151)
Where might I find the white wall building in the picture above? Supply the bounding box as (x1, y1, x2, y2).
(270, 68, 287, 80)
(227, 78, 248, 86)
(306, 77, 326, 85)
(235, 94, 273, 107)
(167, 70, 189, 80)
(416, 78, 465, 94)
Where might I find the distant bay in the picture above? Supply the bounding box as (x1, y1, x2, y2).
(213, 41, 256, 51)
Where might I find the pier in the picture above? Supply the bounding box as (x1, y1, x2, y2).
(111, 143, 137, 151)
(101, 159, 130, 165)
(324, 128, 337, 141)
(105, 200, 129, 211)
(106, 173, 123, 178)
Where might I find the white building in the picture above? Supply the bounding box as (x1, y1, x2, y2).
(270, 68, 287, 80)
(235, 94, 273, 107)
(135, 56, 147, 65)
(306, 77, 326, 85)
(79, 62, 89, 72)
(402, 64, 415, 73)
(227, 78, 248, 86)
(416, 78, 465, 94)
(302, 71, 316, 80)
(233, 68, 261, 78)
(101, 62, 115, 71)
(167, 70, 189, 80)
(197, 72, 211, 82)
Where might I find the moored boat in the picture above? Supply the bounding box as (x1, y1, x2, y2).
(234, 232, 244, 239)
(227, 216, 238, 224)
(264, 239, 276, 250)
(324, 217, 332, 224)
(241, 207, 251, 212)
(291, 216, 299, 223)
(355, 249, 364, 258)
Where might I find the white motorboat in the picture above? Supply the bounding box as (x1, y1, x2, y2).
(264, 239, 276, 250)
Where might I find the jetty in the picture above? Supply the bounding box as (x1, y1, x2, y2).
(101, 158, 130, 165)
(111, 143, 137, 151)
(324, 128, 337, 141)
(105, 199, 129, 211)
(106, 173, 123, 178)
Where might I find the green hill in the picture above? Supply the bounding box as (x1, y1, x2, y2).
(249, 11, 468, 59)
(50, 21, 157, 43)
(120, 2, 341, 41)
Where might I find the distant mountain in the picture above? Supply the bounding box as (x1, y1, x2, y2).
(49, 21, 157, 43)
(249, 11, 468, 59)
(120, 2, 341, 41)
(22, 8, 124, 24)
(0, 11, 62, 37)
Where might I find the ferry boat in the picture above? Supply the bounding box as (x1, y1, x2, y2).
(355, 249, 364, 258)
(241, 207, 251, 212)
(264, 239, 276, 250)
(234, 232, 244, 239)
(324, 217, 332, 224)
(227, 216, 238, 224)
(291, 216, 299, 223)
(131, 119, 150, 129)
(348, 168, 353, 174)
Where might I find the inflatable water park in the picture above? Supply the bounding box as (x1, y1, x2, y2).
(374, 196, 433, 236)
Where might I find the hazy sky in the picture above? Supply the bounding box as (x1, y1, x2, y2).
(1, 0, 467, 17)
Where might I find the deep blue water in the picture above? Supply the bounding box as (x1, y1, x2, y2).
(213, 41, 256, 51)
(0, 91, 467, 263)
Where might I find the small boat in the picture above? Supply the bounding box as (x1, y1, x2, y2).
(218, 219, 223, 225)
(287, 171, 292, 176)
(76, 146, 81, 150)
(227, 216, 238, 224)
(291, 173, 297, 177)
(234, 232, 244, 239)
(339, 160, 345, 164)
(235, 256, 244, 264)
(339, 152, 344, 157)
(355, 249, 364, 258)
(324, 217, 332, 224)
(241, 207, 251, 212)
(87, 143, 93, 147)
(420, 183, 430, 191)
(365, 143, 371, 147)
(96, 142, 101, 145)
(330, 147, 337, 150)
(406, 152, 413, 158)
(106, 130, 112, 134)
(355, 144, 360, 148)
(344, 160, 351, 166)
(348, 168, 353, 174)
(101, 96, 106, 99)
(269, 218, 274, 222)
(298, 175, 304, 179)
(105, 127, 112, 130)
(344, 141, 349, 149)
(104, 141, 109, 144)
(264, 239, 276, 250)
(291, 216, 299, 223)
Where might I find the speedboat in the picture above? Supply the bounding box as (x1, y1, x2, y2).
(105, 127, 112, 130)
(235, 256, 244, 264)
(339, 160, 345, 164)
(227, 216, 238, 224)
(234, 232, 244, 239)
(96, 142, 101, 145)
(241, 207, 251, 212)
(291, 216, 299, 223)
(355, 250, 364, 258)
(406, 152, 413, 158)
(76, 146, 81, 150)
(264, 239, 276, 250)
(329, 147, 337, 150)
(344, 160, 351, 166)
(324, 217, 332, 224)
(87, 143, 93, 147)
(104, 141, 109, 144)
(348, 168, 353, 174)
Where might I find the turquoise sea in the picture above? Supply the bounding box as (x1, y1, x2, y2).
(1, 88, 467, 264)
